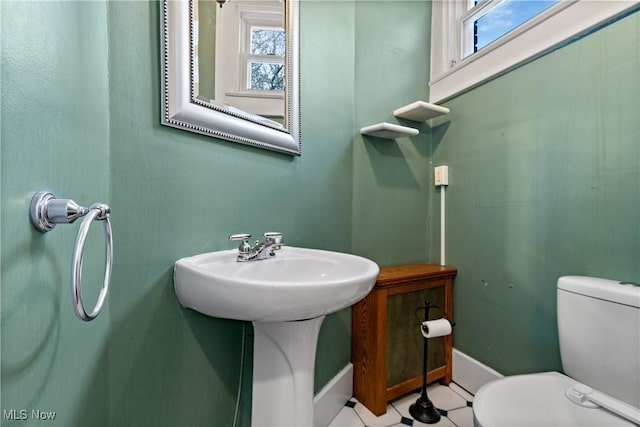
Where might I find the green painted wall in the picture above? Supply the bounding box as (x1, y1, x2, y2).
(1, 2, 111, 426)
(352, 0, 433, 266)
(2, 0, 421, 426)
(431, 11, 640, 375)
(197, 0, 217, 102)
(4, 0, 635, 425)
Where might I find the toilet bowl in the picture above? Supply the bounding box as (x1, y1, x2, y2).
(472, 276, 640, 427)
(473, 372, 637, 427)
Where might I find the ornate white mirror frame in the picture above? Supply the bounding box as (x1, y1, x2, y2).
(161, 0, 301, 155)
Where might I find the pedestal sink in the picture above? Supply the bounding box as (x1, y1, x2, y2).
(174, 246, 379, 427)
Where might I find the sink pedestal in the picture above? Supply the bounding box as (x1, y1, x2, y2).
(252, 316, 326, 427)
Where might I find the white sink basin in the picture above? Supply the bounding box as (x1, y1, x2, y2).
(174, 245, 379, 427)
(174, 246, 379, 322)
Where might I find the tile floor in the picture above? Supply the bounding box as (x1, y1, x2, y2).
(328, 383, 475, 427)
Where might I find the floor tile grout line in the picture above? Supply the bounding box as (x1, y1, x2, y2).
(448, 383, 475, 402)
(342, 384, 474, 427)
(352, 407, 366, 427)
(346, 406, 463, 427)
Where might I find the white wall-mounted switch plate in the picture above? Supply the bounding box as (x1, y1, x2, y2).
(435, 165, 449, 186)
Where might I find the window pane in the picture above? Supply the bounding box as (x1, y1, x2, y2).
(251, 28, 285, 56)
(475, 0, 559, 51)
(249, 62, 285, 91)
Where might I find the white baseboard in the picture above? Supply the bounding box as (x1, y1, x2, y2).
(452, 348, 503, 395)
(313, 363, 353, 427)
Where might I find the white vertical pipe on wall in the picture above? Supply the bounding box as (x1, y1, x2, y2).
(441, 186, 446, 265)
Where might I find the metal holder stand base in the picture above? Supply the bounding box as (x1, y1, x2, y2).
(409, 395, 441, 424)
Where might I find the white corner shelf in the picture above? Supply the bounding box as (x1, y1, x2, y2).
(393, 101, 449, 122)
(360, 122, 419, 139)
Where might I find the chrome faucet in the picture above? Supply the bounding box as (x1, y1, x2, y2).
(229, 232, 283, 262)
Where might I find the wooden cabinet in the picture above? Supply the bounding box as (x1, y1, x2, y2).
(352, 264, 456, 416)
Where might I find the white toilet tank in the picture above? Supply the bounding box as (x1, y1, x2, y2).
(557, 276, 640, 408)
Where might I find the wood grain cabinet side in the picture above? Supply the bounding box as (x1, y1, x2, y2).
(352, 264, 457, 416)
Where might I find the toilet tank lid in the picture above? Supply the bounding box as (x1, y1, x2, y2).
(558, 276, 640, 308)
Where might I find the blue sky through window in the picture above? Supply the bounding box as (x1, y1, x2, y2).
(476, 0, 559, 51)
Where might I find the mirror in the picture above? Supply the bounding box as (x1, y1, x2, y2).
(161, 0, 300, 155)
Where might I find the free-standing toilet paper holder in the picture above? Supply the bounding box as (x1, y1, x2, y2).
(409, 301, 455, 424)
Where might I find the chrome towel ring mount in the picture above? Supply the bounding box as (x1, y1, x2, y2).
(30, 191, 113, 322)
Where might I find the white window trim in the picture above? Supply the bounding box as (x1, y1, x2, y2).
(430, 0, 640, 103)
(239, 14, 285, 93)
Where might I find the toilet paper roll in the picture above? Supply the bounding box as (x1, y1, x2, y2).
(420, 318, 452, 338)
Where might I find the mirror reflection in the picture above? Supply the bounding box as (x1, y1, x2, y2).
(194, 0, 286, 128)
(161, 0, 300, 155)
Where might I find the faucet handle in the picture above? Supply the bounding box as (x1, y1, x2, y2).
(229, 233, 252, 254)
(263, 232, 283, 249)
(230, 233, 251, 242)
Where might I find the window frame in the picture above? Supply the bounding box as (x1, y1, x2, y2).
(429, 0, 640, 103)
(240, 18, 285, 93)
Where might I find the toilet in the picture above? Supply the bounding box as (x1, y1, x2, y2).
(473, 276, 640, 427)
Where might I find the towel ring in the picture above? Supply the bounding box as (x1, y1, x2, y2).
(30, 192, 113, 322)
(71, 203, 113, 321)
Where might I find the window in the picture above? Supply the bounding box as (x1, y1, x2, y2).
(465, 0, 559, 54)
(247, 27, 285, 91)
(430, 0, 639, 103)
(237, 13, 285, 96)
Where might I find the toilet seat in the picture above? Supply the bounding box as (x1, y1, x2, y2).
(473, 371, 637, 427)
